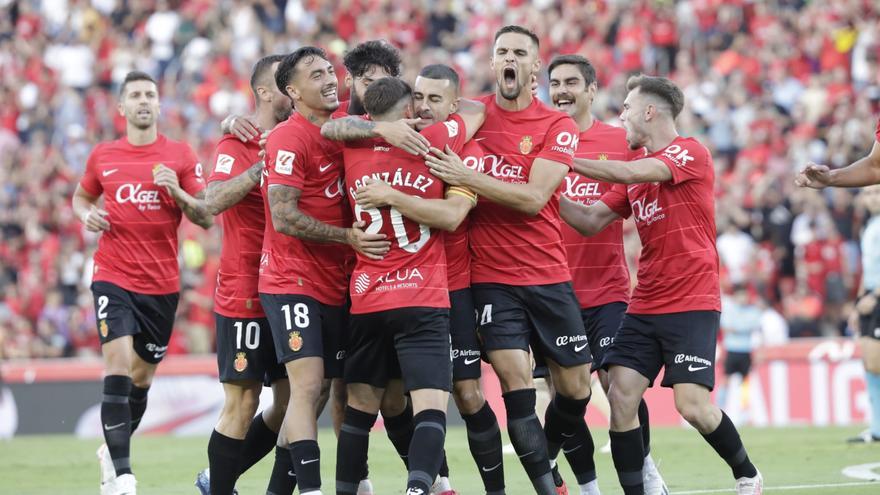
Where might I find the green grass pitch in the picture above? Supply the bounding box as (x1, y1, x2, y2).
(2, 426, 879, 494)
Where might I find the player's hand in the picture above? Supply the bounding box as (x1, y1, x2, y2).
(857, 293, 877, 315)
(376, 119, 430, 156)
(355, 178, 397, 209)
(795, 162, 832, 189)
(152, 164, 181, 195)
(258, 130, 270, 160)
(81, 205, 110, 232)
(425, 145, 474, 186)
(347, 221, 391, 260)
(224, 115, 261, 142)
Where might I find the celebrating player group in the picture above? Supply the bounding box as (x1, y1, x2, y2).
(75, 24, 765, 495)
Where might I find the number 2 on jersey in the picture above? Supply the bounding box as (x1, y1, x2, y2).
(355, 204, 430, 253)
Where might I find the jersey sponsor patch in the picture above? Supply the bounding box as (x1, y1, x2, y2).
(215, 154, 235, 174)
(444, 120, 459, 137)
(275, 150, 295, 175)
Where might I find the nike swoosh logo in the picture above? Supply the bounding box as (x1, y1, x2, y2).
(104, 422, 125, 431)
(154, 352, 166, 359)
(517, 450, 535, 458)
(563, 444, 583, 454)
(318, 163, 333, 172)
(561, 432, 575, 438)
(103, 169, 118, 177)
(288, 470, 296, 477)
(300, 458, 319, 465)
(473, 137, 487, 142)
(688, 365, 708, 372)
(574, 343, 588, 352)
(464, 357, 480, 365)
(481, 462, 502, 472)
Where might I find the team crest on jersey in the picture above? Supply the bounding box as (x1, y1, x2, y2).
(598, 153, 608, 160)
(234, 352, 248, 372)
(289, 331, 303, 352)
(99, 320, 109, 338)
(519, 135, 533, 154)
(245, 299, 253, 309)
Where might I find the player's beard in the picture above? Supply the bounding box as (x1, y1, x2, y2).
(274, 101, 293, 122)
(348, 89, 366, 116)
(498, 67, 524, 101)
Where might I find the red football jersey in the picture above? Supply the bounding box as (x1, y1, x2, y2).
(80, 134, 205, 295)
(345, 115, 467, 314)
(259, 112, 351, 306)
(562, 121, 642, 308)
(600, 136, 720, 314)
(468, 94, 579, 285)
(207, 135, 265, 318)
(875, 118, 879, 142)
(445, 139, 484, 291)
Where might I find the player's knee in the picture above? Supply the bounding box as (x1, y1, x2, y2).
(674, 394, 712, 426)
(453, 380, 484, 415)
(607, 384, 639, 423)
(290, 377, 324, 404)
(380, 391, 407, 417)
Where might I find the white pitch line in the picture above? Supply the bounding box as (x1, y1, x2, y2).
(674, 480, 878, 494)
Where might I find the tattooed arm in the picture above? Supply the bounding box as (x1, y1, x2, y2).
(153, 164, 213, 229)
(206, 161, 263, 215)
(268, 184, 349, 242)
(321, 116, 429, 156)
(268, 184, 391, 258)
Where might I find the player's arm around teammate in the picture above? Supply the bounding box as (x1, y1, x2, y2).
(559, 195, 623, 237)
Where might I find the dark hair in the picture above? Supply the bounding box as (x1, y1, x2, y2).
(626, 74, 684, 118)
(251, 54, 285, 94)
(119, 71, 157, 96)
(548, 55, 597, 87)
(343, 40, 401, 78)
(275, 46, 328, 94)
(494, 25, 540, 49)
(363, 77, 412, 117)
(418, 64, 460, 91)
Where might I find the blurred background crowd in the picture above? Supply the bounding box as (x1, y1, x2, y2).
(1, 0, 879, 359)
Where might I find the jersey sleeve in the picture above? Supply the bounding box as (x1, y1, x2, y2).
(208, 138, 255, 184)
(654, 139, 710, 185)
(178, 144, 206, 195)
(80, 146, 103, 196)
(266, 128, 309, 189)
(421, 114, 467, 155)
(536, 115, 579, 169)
(599, 183, 631, 219)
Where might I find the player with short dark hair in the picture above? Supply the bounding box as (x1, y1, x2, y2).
(260, 46, 391, 495)
(563, 74, 762, 495)
(324, 75, 484, 495)
(335, 64, 506, 494)
(73, 70, 212, 495)
(549, 55, 668, 494)
(194, 54, 296, 495)
(425, 25, 595, 495)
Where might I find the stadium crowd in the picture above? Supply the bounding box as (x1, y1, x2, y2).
(1, 0, 880, 359)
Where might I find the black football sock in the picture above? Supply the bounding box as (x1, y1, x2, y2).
(638, 399, 651, 456)
(239, 412, 277, 474)
(102, 375, 133, 476)
(702, 411, 758, 479)
(503, 389, 555, 495)
(384, 400, 414, 468)
(610, 427, 645, 495)
(266, 446, 297, 495)
(439, 452, 450, 477)
(289, 440, 321, 494)
(462, 401, 505, 493)
(406, 409, 447, 495)
(546, 393, 596, 484)
(128, 385, 149, 434)
(336, 406, 377, 495)
(207, 429, 243, 495)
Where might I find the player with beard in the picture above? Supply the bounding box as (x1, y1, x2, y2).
(260, 46, 391, 495)
(563, 75, 762, 495)
(424, 26, 594, 495)
(326, 64, 505, 494)
(549, 55, 668, 495)
(328, 76, 482, 495)
(192, 55, 297, 495)
(73, 71, 212, 495)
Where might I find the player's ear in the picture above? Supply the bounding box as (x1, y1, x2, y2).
(117, 100, 125, 118)
(449, 97, 460, 115)
(345, 73, 353, 90)
(286, 84, 299, 102)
